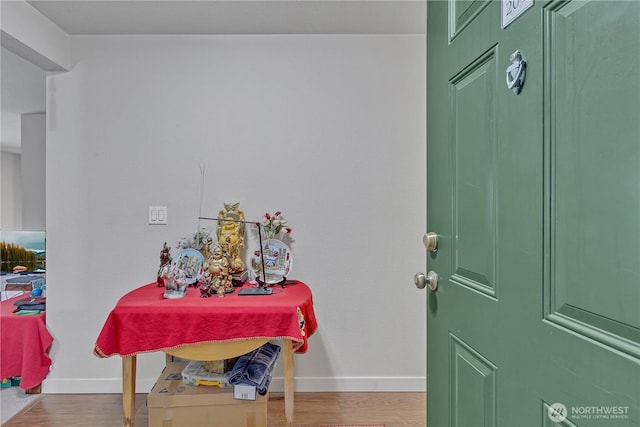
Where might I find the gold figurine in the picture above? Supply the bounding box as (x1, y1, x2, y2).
(200, 246, 233, 297)
(216, 202, 247, 279)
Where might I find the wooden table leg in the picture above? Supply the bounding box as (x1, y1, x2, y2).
(122, 355, 137, 427)
(282, 339, 295, 427)
(25, 384, 41, 394)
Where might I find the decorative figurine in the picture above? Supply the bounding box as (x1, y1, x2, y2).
(200, 246, 234, 297)
(202, 236, 214, 262)
(177, 228, 210, 251)
(217, 202, 248, 282)
(176, 237, 189, 250)
(163, 267, 188, 299)
(157, 242, 172, 287)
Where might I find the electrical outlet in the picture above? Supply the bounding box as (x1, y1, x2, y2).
(149, 206, 167, 225)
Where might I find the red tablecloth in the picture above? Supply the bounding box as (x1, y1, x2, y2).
(0, 294, 53, 389)
(94, 280, 317, 358)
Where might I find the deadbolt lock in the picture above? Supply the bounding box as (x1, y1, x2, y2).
(423, 232, 438, 252)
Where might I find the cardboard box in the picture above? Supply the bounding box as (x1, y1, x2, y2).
(148, 362, 267, 427)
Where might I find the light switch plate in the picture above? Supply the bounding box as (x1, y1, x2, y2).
(148, 206, 167, 225)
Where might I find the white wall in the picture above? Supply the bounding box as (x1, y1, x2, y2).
(0, 114, 46, 232)
(1, 151, 22, 229)
(44, 34, 426, 393)
(20, 113, 46, 230)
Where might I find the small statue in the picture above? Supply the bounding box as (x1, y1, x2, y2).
(200, 246, 233, 297)
(157, 242, 172, 287)
(176, 236, 190, 250)
(202, 237, 214, 262)
(217, 202, 247, 278)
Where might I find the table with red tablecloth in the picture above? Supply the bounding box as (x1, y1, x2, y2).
(94, 280, 317, 427)
(0, 294, 53, 391)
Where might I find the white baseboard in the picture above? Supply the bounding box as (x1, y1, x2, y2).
(270, 376, 426, 392)
(42, 376, 426, 394)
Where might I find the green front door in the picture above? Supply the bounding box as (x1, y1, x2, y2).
(426, 1, 640, 426)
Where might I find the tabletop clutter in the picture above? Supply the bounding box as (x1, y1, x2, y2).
(157, 203, 294, 300)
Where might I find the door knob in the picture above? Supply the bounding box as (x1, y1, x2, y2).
(423, 232, 438, 252)
(414, 271, 438, 291)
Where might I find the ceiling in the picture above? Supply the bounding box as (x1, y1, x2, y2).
(26, 1, 426, 35)
(0, 0, 426, 153)
(1, 1, 425, 153)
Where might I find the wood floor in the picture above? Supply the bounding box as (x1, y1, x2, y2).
(2, 392, 426, 427)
